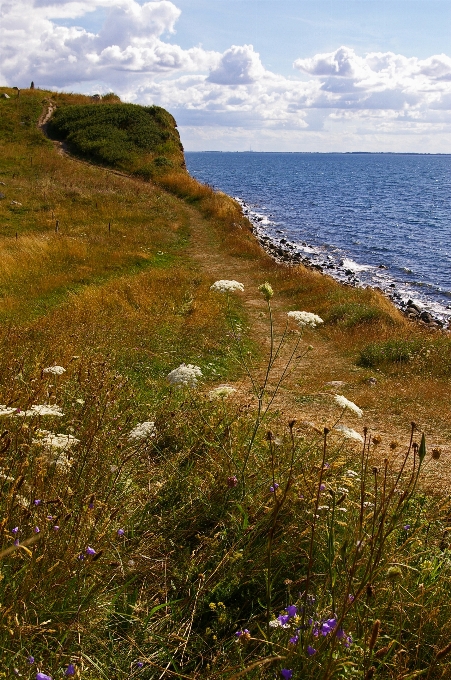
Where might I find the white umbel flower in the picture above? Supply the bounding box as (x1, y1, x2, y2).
(16, 404, 64, 417)
(334, 424, 364, 442)
(209, 385, 237, 400)
(334, 394, 363, 417)
(287, 311, 324, 327)
(167, 363, 203, 388)
(33, 429, 80, 449)
(210, 280, 244, 293)
(128, 421, 156, 441)
(43, 365, 66, 375)
(0, 405, 17, 416)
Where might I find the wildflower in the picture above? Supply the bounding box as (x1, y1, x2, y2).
(65, 665, 76, 677)
(135, 662, 144, 669)
(209, 385, 237, 400)
(334, 395, 363, 417)
(14, 539, 20, 546)
(210, 279, 244, 293)
(36, 674, 52, 680)
(269, 619, 281, 627)
(345, 470, 359, 478)
(319, 483, 326, 491)
(235, 629, 250, 642)
(281, 669, 293, 679)
(288, 310, 323, 327)
(166, 363, 202, 388)
(17, 405, 64, 417)
(53, 526, 59, 531)
(34, 526, 40, 534)
(34, 499, 41, 506)
(258, 282, 274, 300)
(0, 405, 17, 416)
(348, 594, 355, 603)
(128, 421, 156, 441)
(269, 483, 279, 492)
(344, 634, 353, 647)
(86, 546, 96, 556)
(227, 475, 238, 488)
(43, 365, 66, 375)
(12, 527, 19, 534)
(28, 657, 35, 664)
(334, 424, 364, 442)
(289, 635, 299, 645)
(403, 524, 411, 531)
(117, 528, 125, 537)
(321, 618, 337, 635)
(307, 646, 317, 656)
(286, 605, 297, 618)
(33, 430, 79, 450)
(432, 447, 442, 460)
(277, 614, 291, 627)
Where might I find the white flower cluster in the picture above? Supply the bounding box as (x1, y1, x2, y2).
(167, 363, 203, 388)
(33, 429, 80, 472)
(0, 404, 64, 417)
(33, 429, 80, 450)
(334, 424, 364, 442)
(43, 365, 66, 375)
(210, 280, 244, 293)
(128, 421, 156, 441)
(287, 310, 324, 327)
(209, 385, 237, 400)
(0, 405, 17, 416)
(334, 394, 363, 417)
(18, 404, 64, 417)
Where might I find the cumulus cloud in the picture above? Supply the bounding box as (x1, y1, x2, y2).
(1, 2, 451, 149)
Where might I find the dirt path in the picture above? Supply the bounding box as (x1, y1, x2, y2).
(37, 103, 450, 483)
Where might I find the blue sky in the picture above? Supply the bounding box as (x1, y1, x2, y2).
(2, 1, 451, 151)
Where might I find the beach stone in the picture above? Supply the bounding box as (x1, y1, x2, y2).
(367, 377, 377, 386)
(420, 311, 434, 323)
(407, 300, 421, 313)
(0, 192, 5, 199)
(406, 306, 420, 317)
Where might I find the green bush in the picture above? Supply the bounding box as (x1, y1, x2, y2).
(325, 302, 394, 328)
(47, 103, 184, 172)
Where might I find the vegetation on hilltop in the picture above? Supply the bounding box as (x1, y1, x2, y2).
(47, 100, 185, 178)
(0, 87, 451, 679)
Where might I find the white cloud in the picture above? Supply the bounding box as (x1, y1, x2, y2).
(1, 3, 451, 150)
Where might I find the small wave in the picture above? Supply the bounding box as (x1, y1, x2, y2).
(342, 258, 375, 273)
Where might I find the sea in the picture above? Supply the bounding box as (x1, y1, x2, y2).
(185, 152, 451, 323)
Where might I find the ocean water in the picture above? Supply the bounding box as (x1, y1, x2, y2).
(185, 152, 451, 322)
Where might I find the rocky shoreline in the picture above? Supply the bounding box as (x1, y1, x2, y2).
(238, 198, 450, 332)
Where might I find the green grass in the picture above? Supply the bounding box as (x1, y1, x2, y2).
(1, 88, 451, 679)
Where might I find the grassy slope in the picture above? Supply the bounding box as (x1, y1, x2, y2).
(1, 88, 451, 678)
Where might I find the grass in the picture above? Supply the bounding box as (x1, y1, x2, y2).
(1, 87, 451, 678)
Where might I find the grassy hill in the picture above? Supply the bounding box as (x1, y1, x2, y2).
(1, 86, 451, 679)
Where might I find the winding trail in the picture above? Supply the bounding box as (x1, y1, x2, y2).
(37, 102, 451, 488)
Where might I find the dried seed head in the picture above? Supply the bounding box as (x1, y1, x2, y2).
(375, 646, 390, 658)
(372, 467, 379, 475)
(265, 430, 275, 441)
(372, 435, 382, 445)
(413, 442, 419, 451)
(411, 421, 417, 430)
(364, 667, 375, 680)
(366, 584, 374, 598)
(324, 427, 330, 435)
(389, 440, 400, 450)
(363, 426, 368, 435)
(432, 448, 442, 460)
(369, 620, 381, 651)
(288, 419, 297, 430)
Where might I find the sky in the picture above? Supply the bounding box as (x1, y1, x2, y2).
(1, 0, 451, 152)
